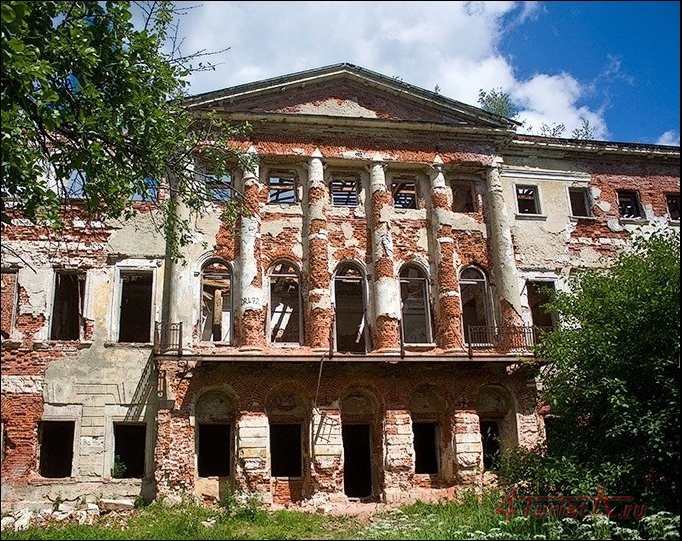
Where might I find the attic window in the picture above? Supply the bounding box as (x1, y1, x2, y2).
(666, 193, 680, 220)
(516, 185, 540, 214)
(268, 173, 298, 204)
(617, 190, 642, 219)
(569, 187, 591, 217)
(331, 176, 359, 207)
(392, 178, 417, 209)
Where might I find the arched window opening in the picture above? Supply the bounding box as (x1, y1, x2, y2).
(269, 262, 301, 344)
(201, 260, 232, 343)
(334, 263, 366, 353)
(460, 267, 491, 343)
(399, 265, 432, 344)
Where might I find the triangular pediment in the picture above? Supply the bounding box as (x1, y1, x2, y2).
(185, 64, 516, 130)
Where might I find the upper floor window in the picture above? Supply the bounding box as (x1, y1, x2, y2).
(516, 185, 540, 214)
(334, 262, 367, 353)
(61, 170, 86, 199)
(50, 271, 86, 340)
(201, 260, 232, 343)
(130, 177, 158, 201)
(666, 193, 680, 220)
(207, 173, 233, 202)
(568, 187, 591, 217)
(617, 190, 642, 219)
(400, 265, 432, 344)
(392, 178, 418, 209)
(118, 271, 153, 343)
(460, 267, 492, 343)
(268, 262, 301, 345)
(452, 180, 477, 213)
(267, 172, 298, 204)
(526, 281, 556, 329)
(330, 175, 359, 207)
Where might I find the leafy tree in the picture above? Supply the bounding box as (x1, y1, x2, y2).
(571, 117, 596, 140)
(477, 87, 520, 119)
(1, 1, 251, 259)
(531, 231, 680, 511)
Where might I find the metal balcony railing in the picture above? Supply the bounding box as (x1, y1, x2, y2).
(153, 322, 182, 355)
(466, 325, 552, 357)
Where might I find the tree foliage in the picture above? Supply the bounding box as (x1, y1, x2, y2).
(477, 87, 520, 119)
(531, 231, 680, 511)
(1, 1, 251, 259)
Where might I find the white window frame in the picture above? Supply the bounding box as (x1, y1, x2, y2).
(40, 404, 82, 478)
(566, 185, 593, 218)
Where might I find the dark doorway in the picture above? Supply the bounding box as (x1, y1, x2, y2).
(39, 421, 74, 478)
(342, 424, 372, 498)
(118, 273, 153, 342)
(270, 424, 302, 477)
(198, 424, 231, 477)
(113, 424, 146, 478)
(413, 422, 439, 474)
(480, 420, 501, 470)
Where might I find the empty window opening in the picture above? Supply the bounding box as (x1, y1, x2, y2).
(413, 422, 439, 474)
(118, 272, 153, 343)
(617, 190, 642, 218)
(39, 421, 74, 478)
(269, 263, 301, 344)
(50, 272, 85, 340)
(207, 174, 233, 202)
(392, 178, 417, 209)
(666, 193, 680, 220)
(113, 424, 146, 478)
(342, 424, 372, 498)
(334, 264, 366, 353)
(62, 169, 86, 198)
(268, 173, 297, 204)
(460, 267, 491, 343)
(400, 266, 431, 344)
(201, 261, 232, 343)
(198, 424, 231, 477)
(331, 177, 359, 207)
(569, 187, 591, 217)
(516, 185, 540, 214)
(270, 424, 302, 477)
(480, 420, 501, 470)
(452, 181, 476, 212)
(130, 177, 158, 201)
(527, 281, 555, 329)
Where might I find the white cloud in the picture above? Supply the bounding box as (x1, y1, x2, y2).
(168, 1, 609, 138)
(655, 130, 680, 146)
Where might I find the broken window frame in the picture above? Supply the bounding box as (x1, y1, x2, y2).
(38, 420, 76, 478)
(113, 266, 155, 344)
(451, 180, 478, 213)
(399, 265, 433, 344)
(459, 266, 493, 345)
(665, 193, 680, 221)
(269, 423, 304, 478)
(515, 184, 541, 215)
(112, 423, 147, 479)
(330, 174, 360, 207)
(267, 171, 299, 205)
(268, 261, 302, 345)
(616, 190, 643, 219)
(200, 259, 233, 344)
(50, 270, 86, 341)
(568, 187, 592, 217)
(333, 262, 368, 353)
(391, 177, 418, 209)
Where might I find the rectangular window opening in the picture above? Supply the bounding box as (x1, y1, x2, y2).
(617, 190, 642, 219)
(63, 170, 86, 199)
(461, 283, 489, 342)
(413, 422, 439, 474)
(392, 179, 418, 209)
(268, 174, 297, 204)
(51, 272, 85, 340)
(270, 274, 301, 344)
(270, 424, 302, 477)
(113, 423, 146, 478)
(568, 187, 591, 217)
(331, 177, 359, 207)
(516, 185, 539, 214)
(400, 278, 430, 343)
(334, 277, 366, 353)
(198, 424, 231, 477)
(480, 420, 500, 470)
(208, 174, 233, 202)
(39, 421, 74, 478)
(118, 272, 153, 343)
(130, 178, 158, 202)
(666, 193, 680, 220)
(452, 181, 476, 213)
(527, 281, 556, 329)
(201, 268, 232, 343)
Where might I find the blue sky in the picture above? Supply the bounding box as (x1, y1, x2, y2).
(169, 1, 680, 145)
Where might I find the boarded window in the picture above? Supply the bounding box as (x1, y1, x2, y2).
(452, 181, 476, 212)
(413, 422, 439, 474)
(334, 264, 366, 353)
(113, 424, 146, 478)
(269, 263, 301, 344)
(391, 178, 417, 209)
(666, 193, 680, 220)
(270, 424, 302, 477)
(198, 424, 231, 477)
(331, 177, 359, 207)
(569, 187, 591, 217)
(268, 173, 297, 204)
(39, 421, 74, 478)
(201, 261, 232, 343)
(50, 272, 85, 340)
(480, 420, 501, 470)
(118, 272, 153, 343)
(460, 267, 490, 343)
(516, 185, 540, 214)
(617, 190, 642, 218)
(400, 266, 431, 343)
(527, 281, 555, 329)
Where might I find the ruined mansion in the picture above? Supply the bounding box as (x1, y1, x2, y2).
(1, 64, 679, 509)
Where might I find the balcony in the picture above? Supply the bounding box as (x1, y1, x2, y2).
(466, 325, 552, 357)
(153, 322, 182, 355)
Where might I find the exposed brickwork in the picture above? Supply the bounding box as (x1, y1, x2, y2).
(1, 272, 17, 338)
(0, 393, 43, 480)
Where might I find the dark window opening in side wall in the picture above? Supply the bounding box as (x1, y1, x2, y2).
(268, 173, 298, 204)
(270, 424, 302, 477)
(198, 424, 231, 477)
(617, 190, 642, 219)
(666, 193, 680, 220)
(569, 187, 591, 217)
(51, 272, 85, 340)
(39, 421, 74, 478)
(480, 420, 501, 470)
(118, 272, 153, 343)
(113, 423, 146, 478)
(331, 177, 359, 207)
(413, 422, 439, 474)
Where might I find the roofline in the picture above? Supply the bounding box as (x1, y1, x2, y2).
(511, 134, 680, 158)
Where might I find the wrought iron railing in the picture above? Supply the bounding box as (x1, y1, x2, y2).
(153, 322, 182, 355)
(466, 325, 552, 357)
